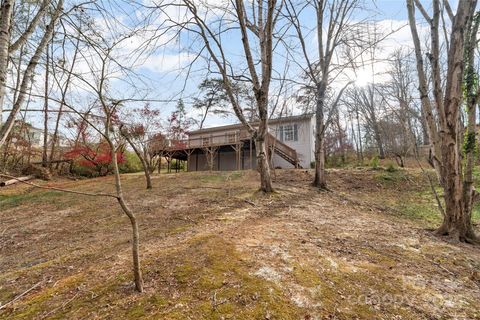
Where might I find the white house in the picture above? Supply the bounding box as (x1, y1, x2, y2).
(158, 114, 315, 171)
(6, 120, 70, 149)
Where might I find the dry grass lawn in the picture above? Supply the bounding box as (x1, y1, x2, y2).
(0, 168, 479, 319)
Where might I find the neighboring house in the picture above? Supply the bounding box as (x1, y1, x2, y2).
(157, 114, 315, 171)
(6, 120, 69, 149)
(6, 120, 44, 147)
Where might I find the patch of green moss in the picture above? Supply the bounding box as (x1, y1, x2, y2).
(396, 201, 442, 226)
(292, 262, 322, 288)
(288, 255, 423, 319)
(359, 248, 399, 268)
(197, 171, 244, 184)
(0, 191, 63, 210)
(126, 303, 146, 318)
(374, 169, 408, 184)
(174, 263, 196, 285)
(6, 274, 84, 319)
(33, 235, 302, 319)
(152, 235, 302, 319)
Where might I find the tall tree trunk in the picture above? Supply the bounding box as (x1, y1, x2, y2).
(0, 0, 13, 126)
(407, 0, 443, 182)
(50, 36, 80, 170)
(255, 136, 273, 192)
(256, 95, 273, 193)
(460, 12, 480, 242)
(356, 106, 363, 163)
(42, 42, 50, 167)
(108, 140, 143, 292)
(373, 122, 385, 159)
(314, 81, 327, 189)
(335, 114, 346, 164)
(437, 6, 478, 242)
(0, 0, 63, 148)
(408, 0, 478, 242)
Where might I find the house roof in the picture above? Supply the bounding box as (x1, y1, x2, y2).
(12, 119, 43, 132)
(188, 113, 314, 136)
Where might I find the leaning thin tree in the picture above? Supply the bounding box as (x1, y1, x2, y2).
(178, 0, 280, 192)
(407, 0, 479, 243)
(284, 0, 360, 189)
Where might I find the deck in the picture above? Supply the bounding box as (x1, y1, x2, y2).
(153, 129, 301, 168)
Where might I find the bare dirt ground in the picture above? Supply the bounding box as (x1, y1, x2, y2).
(0, 168, 479, 319)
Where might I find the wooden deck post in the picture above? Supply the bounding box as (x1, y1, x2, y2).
(158, 153, 163, 174)
(231, 143, 241, 171)
(237, 144, 240, 171)
(184, 149, 194, 172)
(240, 145, 243, 170)
(249, 138, 253, 169)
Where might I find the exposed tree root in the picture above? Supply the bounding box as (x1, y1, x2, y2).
(434, 225, 479, 245)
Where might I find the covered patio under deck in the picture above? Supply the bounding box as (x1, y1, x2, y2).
(153, 129, 300, 172)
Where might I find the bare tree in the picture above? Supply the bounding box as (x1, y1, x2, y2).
(284, 0, 361, 189)
(0, 0, 63, 147)
(176, 0, 280, 192)
(376, 49, 421, 166)
(43, 8, 151, 290)
(119, 104, 162, 189)
(49, 27, 82, 170)
(407, 0, 479, 242)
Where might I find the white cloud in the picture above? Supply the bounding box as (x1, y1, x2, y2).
(139, 52, 193, 73)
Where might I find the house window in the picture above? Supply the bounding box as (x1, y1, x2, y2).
(281, 124, 298, 142)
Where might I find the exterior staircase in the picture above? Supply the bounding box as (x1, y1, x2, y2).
(266, 133, 302, 168)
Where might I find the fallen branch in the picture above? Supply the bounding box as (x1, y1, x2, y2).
(244, 199, 256, 206)
(31, 159, 73, 165)
(41, 292, 79, 319)
(183, 186, 223, 190)
(0, 174, 118, 199)
(0, 281, 43, 310)
(0, 175, 35, 187)
(211, 291, 227, 310)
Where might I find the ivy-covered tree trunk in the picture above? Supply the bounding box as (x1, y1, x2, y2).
(437, 10, 480, 243)
(408, 0, 478, 243)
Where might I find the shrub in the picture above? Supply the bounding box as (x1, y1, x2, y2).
(386, 163, 397, 173)
(170, 159, 185, 171)
(119, 151, 143, 173)
(65, 142, 125, 177)
(370, 155, 379, 169)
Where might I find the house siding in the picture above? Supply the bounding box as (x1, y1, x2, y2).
(269, 117, 313, 168)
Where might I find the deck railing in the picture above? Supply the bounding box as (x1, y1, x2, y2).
(160, 129, 252, 151)
(157, 130, 297, 163)
(266, 133, 299, 164)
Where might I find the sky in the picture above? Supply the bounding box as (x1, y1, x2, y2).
(13, 0, 451, 134)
